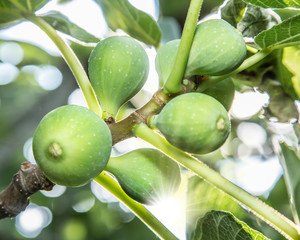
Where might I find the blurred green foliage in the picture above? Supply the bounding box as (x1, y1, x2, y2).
(0, 0, 298, 239)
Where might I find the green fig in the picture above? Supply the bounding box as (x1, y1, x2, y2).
(203, 78, 235, 111)
(32, 105, 112, 187)
(88, 36, 149, 119)
(155, 39, 180, 88)
(150, 93, 230, 154)
(186, 19, 247, 77)
(106, 148, 181, 204)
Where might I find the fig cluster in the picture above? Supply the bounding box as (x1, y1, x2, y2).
(32, 18, 245, 203)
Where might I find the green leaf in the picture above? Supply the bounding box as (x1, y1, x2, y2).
(255, 15, 300, 49)
(243, 0, 300, 8)
(0, 0, 49, 29)
(0, 0, 49, 12)
(278, 142, 300, 221)
(237, 5, 279, 38)
(276, 46, 300, 100)
(220, 0, 246, 27)
(191, 210, 269, 240)
(94, 0, 161, 47)
(259, 79, 298, 122)
(40, 11, 100, 43)
(274, 9, 300, 21)
(0, 8, 23, 29)
(186, 176, 246, 239)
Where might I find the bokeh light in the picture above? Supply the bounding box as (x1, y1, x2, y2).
(41, 184, 67, 198)
(219, 156, 282, 196)
(15, 204, 52, 238)
(91, 181, 136, 223)
(0, 63, 19, 85)
(23, 137, 36, 164)
(0, 42, 24, 65)
(143, 47, 159, 94)
(72, 193, 95, 213)
(36, 65, 63, 91)
(68, 88, 88, 107)
(0, 21, 60, 56)
(237, 122, 267, 149)
(112, 138, 154, 156)
(118, 202, 135, 223)
(91, 180, 119, 203)
(231, 90, 269, 119)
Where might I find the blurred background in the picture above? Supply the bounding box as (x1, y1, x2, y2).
(0, 0, 298, 239)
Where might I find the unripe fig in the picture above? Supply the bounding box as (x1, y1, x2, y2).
(88, 36, 149, 119)
(150, 93, 230, 154)
(32, 105, 112, 187)
(155, 39, 180, 88)
(203, 78, 235, 111)
(106, 148, 181, 204)
(185, 19, 247, 77)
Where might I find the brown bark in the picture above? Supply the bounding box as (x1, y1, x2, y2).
(0, 162, 54, 219)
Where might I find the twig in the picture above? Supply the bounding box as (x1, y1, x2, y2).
(0, 161, 54, 219)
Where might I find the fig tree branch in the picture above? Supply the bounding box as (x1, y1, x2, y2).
(108, 82, 196, 145)
(0, 161, 54, 219)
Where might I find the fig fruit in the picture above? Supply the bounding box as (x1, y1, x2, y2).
(150, 93, 230, 154)
(32, 105, 112, 187)
(185, 19, 247, 77)
(106, 148, 181, 204)
(155, 39, 180, 88)
(88, 36, 149, 119)
(203, 78, 235, 111)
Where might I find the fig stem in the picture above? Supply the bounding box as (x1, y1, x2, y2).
(164, 0, 203, 94)
(94, 172, 179, 240)
(133, 123, 300, 240)
(24, 13, 102, 117)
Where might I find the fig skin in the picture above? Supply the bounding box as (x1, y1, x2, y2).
(155, 39, 180, 88)
(32, 105, 112, 187)
(150, 93, 231, 154)
(88, 36, 149, 119)
(106, 148, 181, 204)
(203, 78, 235, 111)
(186, 19, 247, 77)
(155, 19, 246, 85)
